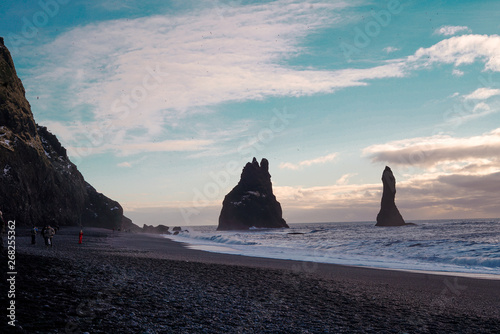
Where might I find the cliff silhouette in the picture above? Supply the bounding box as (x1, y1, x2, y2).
(0, 37, 135, 229)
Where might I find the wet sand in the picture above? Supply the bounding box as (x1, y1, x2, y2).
(1, 227, 499, 333)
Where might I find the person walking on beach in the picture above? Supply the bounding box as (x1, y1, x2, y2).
(43, 225, 55, 247)
(42, 225, 48, 245)
(31, 226, 38, 244)
(41, 225, 46, 243)
(78, 229, 83, 244)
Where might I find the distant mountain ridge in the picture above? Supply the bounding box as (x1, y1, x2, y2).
(0, 37, 135, 229)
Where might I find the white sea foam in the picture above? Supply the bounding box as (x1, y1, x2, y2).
(165, 219, 500, 277)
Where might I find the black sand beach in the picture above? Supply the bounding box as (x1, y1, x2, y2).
(2, 228, 500, 333)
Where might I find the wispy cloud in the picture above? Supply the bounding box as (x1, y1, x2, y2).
(96, 0, 138, 11)
(336, 173, 357, 185)
(363, 128, 500, 168)
(274, 182, 380, 209)
(23, 2, 500, 163)
(280, 152, 338, 170)
(274, 167, 500, 221)
(407, 34, 500, 72)
(464, 87, 500, 100)
(383, 46, 399, 53)
(67, 138, 215, 157)
(434, 25, 471, 36)
(25, 0, 407, 157)
(117, 162, 132, 168)
(456, 102, 497, 123)
(118, 139, 214, 154)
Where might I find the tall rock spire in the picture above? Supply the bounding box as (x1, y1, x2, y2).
(375, 166, 407, 226)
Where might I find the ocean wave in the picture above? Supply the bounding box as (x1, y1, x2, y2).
(450, 257, 500, 268)
(167, 220, 500, 275)
(181, 234, 258, 246)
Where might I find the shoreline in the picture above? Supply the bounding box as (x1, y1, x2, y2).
(120, 232, 500, 280)
(164, 227, 500, 281)
(4, 227, 500, 333)
(172, 237, 500, 281)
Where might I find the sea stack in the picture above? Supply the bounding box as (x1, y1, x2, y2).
(217, 158, 288, 231)
(375, 166, 406, 227)
(0, 37, 135, 230)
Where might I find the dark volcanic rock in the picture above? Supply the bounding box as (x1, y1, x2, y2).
(0, 37, 136, 229)
(143, 224, 171, 234)
(376, 166, 407, 227)
(218, 157, 288, 231)
(171, 226, 189, 235)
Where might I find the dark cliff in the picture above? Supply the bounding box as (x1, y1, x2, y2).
(0, 37, 134, 229)
(375, 166, 407, 227)
(218, 157, 288, 230)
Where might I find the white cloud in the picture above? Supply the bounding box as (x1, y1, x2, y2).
(274, 166, 500, 221)
(438, 87, 500, 126)
(67, 138, 214, 158)
(125, 167, 500, 224)
(280, 152, 338, 170)
(473, 102, 490, 112)
(434, 25, 471, 36)
(445, 102, 497, 126)
(452, 69, 464, 76)
(383, 46, 399, 53)
(274, 182, 380, 209)
(27, 0, 407, 156)
(407, 34, 500, 72)
(336, 173, 357, 185)
(117, 139, 214, 155)
(464, 87, 500, 100)
(118, 162, 132, 168)
(457, 102, 497, 123)
(96, 0, 137, 11)
(363, 128, 500, 168)
(23, 5, 500, 163)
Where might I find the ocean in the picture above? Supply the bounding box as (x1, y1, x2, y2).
(165, 219, 500, 278)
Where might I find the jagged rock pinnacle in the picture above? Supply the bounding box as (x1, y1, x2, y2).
(217, 157, 288, 230)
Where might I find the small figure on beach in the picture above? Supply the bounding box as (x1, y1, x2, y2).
(79, 229, 83, 244)
(41, 225, 46, 242)
(43, 225, 55, 247)
(31, 226, 38, 244)
(41, 226, 45, 240)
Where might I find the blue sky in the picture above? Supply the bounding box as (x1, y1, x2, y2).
(2, 0, 500, 225)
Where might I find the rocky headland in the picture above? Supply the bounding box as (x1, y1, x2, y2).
(0, 37, 135, 230)
(218, 157, 288, 230)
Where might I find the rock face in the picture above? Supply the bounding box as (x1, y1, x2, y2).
(143, 224, 170, 234)
(218, 158, 288, 230)
(376, 166, 406, 226)
(0, 37, 135, 229)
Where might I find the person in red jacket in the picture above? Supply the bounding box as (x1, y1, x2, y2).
(78, 229, 83, 244)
